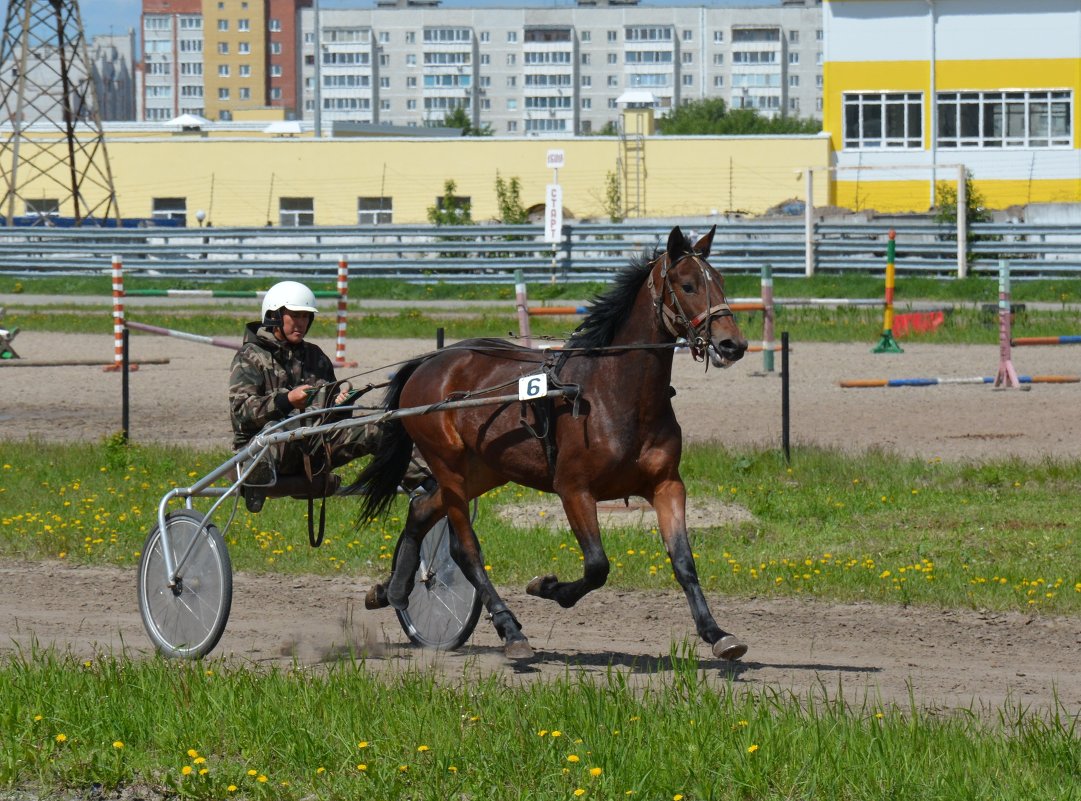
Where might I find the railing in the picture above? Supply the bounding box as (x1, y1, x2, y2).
(1, 220, 1080, 282)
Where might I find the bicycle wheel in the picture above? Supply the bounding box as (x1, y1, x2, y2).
(137, 510, 233, 659)
(394, 516, 481, 650)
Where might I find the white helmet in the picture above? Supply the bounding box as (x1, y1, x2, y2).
(261, 281, 317, 326)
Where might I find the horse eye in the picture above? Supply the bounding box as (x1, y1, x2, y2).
(681, 283, 695, 293)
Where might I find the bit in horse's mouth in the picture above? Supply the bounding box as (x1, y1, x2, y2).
(708, 344, 740, 368)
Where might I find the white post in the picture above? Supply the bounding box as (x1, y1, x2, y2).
(957, 165, 967, 279)
(804, 168, 815, 278)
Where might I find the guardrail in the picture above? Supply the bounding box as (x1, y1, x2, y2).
(2, 220, 1080, 282)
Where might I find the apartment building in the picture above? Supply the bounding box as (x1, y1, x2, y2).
(138, 0, 822, 132)
(141, 0, 309, 121)
(301, 0, 823, 135)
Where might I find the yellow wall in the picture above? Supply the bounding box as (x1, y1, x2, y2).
(9, 134, 831, 225)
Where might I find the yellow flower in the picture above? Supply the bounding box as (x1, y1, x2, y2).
(358, 741, 369, 749)
(567, 754, 580, 763)
(551, 730, 562, 737)
(199, 769, 208, 776)
(55, 733, 67, 743)
(227, 786, 237, 793)
(181, 766, 193, 776)
(747, 744, 759, 753)
(590, 767, 603, 777)
(448, 766, 458, 773)
(574, 790, 586, 797)
(399, 765, 409, 772)
(193, 757, 206, 764)
(357, 764, 367, 772)
(316, 767, 325, 774)
(674, 795, 684, 801)
(34, 715, 43, 722)
(247, 770, 257, 776)
(112, 741, 124, 749)
(257, 775, 267, 783)
(417, 744, 430, 752)
(537, 729, 548, 737)
(187, 749, 199, 758)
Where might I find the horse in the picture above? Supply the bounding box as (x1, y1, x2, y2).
(355, 225, 750, 661)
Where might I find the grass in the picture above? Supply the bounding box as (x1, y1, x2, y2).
(2, 440, 1079, 616)
(1, 646, 1077, 801)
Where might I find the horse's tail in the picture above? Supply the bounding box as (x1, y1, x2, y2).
(351, 358, 425, 522)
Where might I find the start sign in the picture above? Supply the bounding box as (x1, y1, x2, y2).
(546, 149, 565, 170)
(544, 183, 563, 243)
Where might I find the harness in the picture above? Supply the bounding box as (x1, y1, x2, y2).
(646, 250, 734, 362)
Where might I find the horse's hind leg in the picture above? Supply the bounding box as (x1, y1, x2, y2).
(365, 487, 443, 611)
(443, 501, 533, 660)
(652, 478, 747, 661)
(526, 492, 609, 608)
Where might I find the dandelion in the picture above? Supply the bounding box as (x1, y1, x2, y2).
(316, 767, 326, 775)
(747, 744, 759, 753)
(34, 715, 42, 722)
(55, 734, 67, 743)
(417, 745, 430, 752)
(567, 754, 580, 763)
(551, 730, 562, 737)
(538, 729, 549, 737)
(181, 766, 193, 776)
(674, 795, 684, 800)
(448, 766, 458, 774)
(199, 769, 209, 776)
(358, 741, 369, 749)
(227, 786, 237, 793)
(257, 775, 268, 783)
(187, 749, 199, 758)
(590, 767, 603, 777)
(356, 764, 367, 772)
(247, 770, 257, 777)
(574, 790, 586, 797)
(399, 765, 409, 773)
(113, 741, 124, 749)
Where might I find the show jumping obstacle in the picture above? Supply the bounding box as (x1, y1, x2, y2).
(1012, 335, 1081, 346)
(872, 229, 903, 354)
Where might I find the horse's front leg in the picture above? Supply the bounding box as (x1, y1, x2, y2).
(652, 478, 748, 661)
(526, 491, 609, 608)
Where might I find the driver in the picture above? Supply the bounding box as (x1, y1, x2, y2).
(228, 280, 432, 512)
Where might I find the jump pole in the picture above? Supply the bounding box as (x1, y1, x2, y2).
(994, 258, 1022, 390)
(103, 256, 138, 372)
(515, 268, 532, 347)
(760, 263, 775, 373)
(841, 375, 1079, 388)
(128, 321, 240, 350)
(333, 256, 358, 368)
(872, 229, 903, 354)
(1012, 335, 1081, 347)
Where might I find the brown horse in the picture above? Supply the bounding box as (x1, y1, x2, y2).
(355, 225, 749, 660)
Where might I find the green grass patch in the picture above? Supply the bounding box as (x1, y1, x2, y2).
(1, 646, 1077, 800)
(1, 440, 1078, 616)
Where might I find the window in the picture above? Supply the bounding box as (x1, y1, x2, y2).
(713, 31, 724, 43)
(732, 51, 776, 64)
(581, 53, 591, 65)
(145, 16, 170, 30)
(581, 98, 591, 109)
(713, 54, 724, 65)
(179, 16, 201, 29)
(607, 75, 619, 87)
(25, 198, 59, 219)
(218, 87, 229, 99)
(270, 87, 282, 100)
(507, 121, 517, 132)
(407, 76, 417, 88)
(434, 194, 471, 222)
(237, 18, 250, 32)
(379, 31, 389, 43)
(507, 98, 517, 110)
(180, 39, 202, 52)
(937, 90, 1072, 148)
(218, 64, 230, 76)
(217, 42, 228, 54)
(581, 76, 591, 88)
(406, 31, 415, 44)
(507, 53, 516, 65)
(280, 197, 314, 226)
(239, 87, 251, 100)
(151, 198, 186, 225)
(843, 92, 923, 149)
(788, 52, 799, 65)
(217, 19, 228, 31)
(789, 30, 799, 43)
(267, 64, 279, 77)
(789, 98, 800, 111)
(480, 54, 489, 65)
(625, 26, 672, 41)
(406, 54, 416, 66)
(271, 42, 282, 55)
(507, 31, 517, 42)
(607, 30, 617, 42)
(789, 75, 799, 87)
(682, 74, 693, 86)
(682, 52, 693, 64)
(507, 76, 516, 88)
(180, 61, 202, 75)
(380, 76, 390, 88)
(380, 99, 390, 110)
(358, 196, 392, 224)
(713, 76, 724, 88)
(480, 31, 490, 42)
(148, 62, 170, 75)
(682, 29, 693, 42)
(407, 99, 416, 109)
(269, 18, 281, 32)
(581, 31, 591, 42)
(238, 42, 250, 54)
(816, 29, 824, 41)
(607, 53, 617, 64)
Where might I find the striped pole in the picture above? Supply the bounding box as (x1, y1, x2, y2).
(103, 256, 138, 372)
(841, 375, 1079, 388)
(994, 259, 1021, 389)
(872, 229, 903, 353)
(1012, 335, 1081, 347)
(127, 321, 240, 351)
(333, 256, 357, 368)
(515, 269, 533, 348)
(760, 263, 775, 373)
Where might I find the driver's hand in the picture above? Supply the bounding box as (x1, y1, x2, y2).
(334, 382, 353, 405)
(287, 384, 312, 410)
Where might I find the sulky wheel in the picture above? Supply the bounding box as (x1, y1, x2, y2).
(137, 510, 233, 659)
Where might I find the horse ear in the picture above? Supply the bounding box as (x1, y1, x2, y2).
(666, 226, 684, 263)
(693, 225, 716, 258)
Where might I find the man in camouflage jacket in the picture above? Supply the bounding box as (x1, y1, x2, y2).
(229, 281, 430, 510)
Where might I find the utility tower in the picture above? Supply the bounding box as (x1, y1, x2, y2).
(0, 0, 119, 226)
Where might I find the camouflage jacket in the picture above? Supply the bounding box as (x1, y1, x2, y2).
(228, 322, 337, 448)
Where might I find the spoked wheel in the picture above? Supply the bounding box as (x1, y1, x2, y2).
(394, 515, 481, 650)
(137, 510, 233, 659)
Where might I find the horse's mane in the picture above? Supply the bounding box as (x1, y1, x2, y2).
(569, 234, 692, 349)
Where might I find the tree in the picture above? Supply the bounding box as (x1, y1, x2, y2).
(427, 179, 473, 226)
(603, 170, 623, 223)
(494, 172, 528, 224)
(442, 107, 493, 137)
(934, 169, 994, 269)
(656, 98, 821, 136)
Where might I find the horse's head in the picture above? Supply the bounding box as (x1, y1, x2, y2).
(648, 225, 747, 367)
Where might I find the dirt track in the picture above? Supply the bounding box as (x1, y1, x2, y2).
(2, 332, 1080, 715)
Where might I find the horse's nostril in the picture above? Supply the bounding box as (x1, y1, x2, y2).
(718, 339, 746, 356)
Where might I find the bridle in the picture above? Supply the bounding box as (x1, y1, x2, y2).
(646, 249, 734, 362)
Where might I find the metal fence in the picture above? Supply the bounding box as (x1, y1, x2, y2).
(1, 219, 1080, 282)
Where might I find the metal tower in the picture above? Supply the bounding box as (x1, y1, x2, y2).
(0, 0, 119, 226)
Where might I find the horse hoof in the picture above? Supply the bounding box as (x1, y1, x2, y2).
(526, 574, 556, 597)
(364, 582, 389, 610)
(713, 635, 748, 662)
(504, 639, 534, 660)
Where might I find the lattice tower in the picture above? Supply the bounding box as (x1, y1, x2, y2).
(0, 0, 119, 226)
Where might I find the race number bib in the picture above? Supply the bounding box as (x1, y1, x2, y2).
(518, 372, 548, 401)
